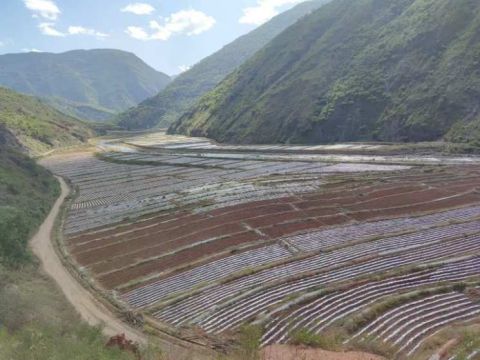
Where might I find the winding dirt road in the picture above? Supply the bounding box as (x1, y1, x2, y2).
(29, 176, 147, 344)
(30, 176, 213, 359)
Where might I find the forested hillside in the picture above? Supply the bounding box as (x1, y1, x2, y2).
(0, 87, 93, 155)
(0, 49, 170, 121)
(116, 0, 329, 130)
(171, 0, 480, 146)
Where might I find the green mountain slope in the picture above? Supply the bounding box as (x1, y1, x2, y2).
(116, 0, 329, 130)
(0, 126, 59, 265)
(170, 0, 480, 145)
(0, 86, 92, 264)
(0, 49, 171, 122)
(0, 87, 93, 155)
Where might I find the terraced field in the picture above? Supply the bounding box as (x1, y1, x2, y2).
(41, 132, 480, 359)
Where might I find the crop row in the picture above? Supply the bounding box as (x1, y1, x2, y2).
(197, 256, 480, 335)
(121, 244, 292, 308)
(123, 133, 480, 166)
(43, 149, 425, 235)
(50, 153, 478, 240)
(262, 259, 480, 348)
(151, 231, 480, 329)
(289, 205, 480, 252)
(79, 186, 480, 288)
(122, 209, 480, 309)
(350, 292, 480, 356)
(44, 153, 336, 234)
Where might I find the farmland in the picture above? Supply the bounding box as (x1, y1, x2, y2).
(41, 132, 480, 359)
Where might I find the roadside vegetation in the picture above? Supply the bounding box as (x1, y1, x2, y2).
(0, 133, 138, 359)
(0, 146, 59, 265)
(0, 265, 135, 360)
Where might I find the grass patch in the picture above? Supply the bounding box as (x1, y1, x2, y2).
(232, 324, 263, 360)
(351, 336, 396, 358)
(453, 331, 480, 359)
(0, 264, 136, 360)
(290, 328, 342, 351)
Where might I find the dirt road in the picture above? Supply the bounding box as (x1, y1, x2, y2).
(30, 176, 212, 359)
(30, 177, 146, 343)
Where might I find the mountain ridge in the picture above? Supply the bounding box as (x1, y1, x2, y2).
(0, 49, 171, 122)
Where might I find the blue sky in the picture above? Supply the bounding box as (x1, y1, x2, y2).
(0, 0, 309, 75)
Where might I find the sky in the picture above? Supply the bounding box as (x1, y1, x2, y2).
(0, 0, 310, 75)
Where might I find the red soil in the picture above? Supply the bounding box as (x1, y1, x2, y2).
(67, 165, 480, 290)
(98, 230, 263, 288)
(261, 218, 324, 238)
(76, 222, 246, 266)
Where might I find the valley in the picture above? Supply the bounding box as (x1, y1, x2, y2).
(40, 131, 480, 359)
(2, 0, 480, 358)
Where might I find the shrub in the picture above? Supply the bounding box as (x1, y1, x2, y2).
(234, 325, 263, 360)
(290, 328, 340, 351)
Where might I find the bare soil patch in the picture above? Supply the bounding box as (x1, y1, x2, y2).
(262, 345, 385, 360)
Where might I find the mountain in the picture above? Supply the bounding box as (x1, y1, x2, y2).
(0, 49, 171, 122)
(170, 0, 480, 146)
(0, 87, 93, 155)
(116, 0, 330, 130)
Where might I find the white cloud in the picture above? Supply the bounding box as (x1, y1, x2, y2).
(22, 48, 42, 52)
(178, 65, 191, 73)
(25, 0, 107, 39)
(38, 23, 108, 38)
(126, 9, 216, 41)
(240, 0, 307, 25)
(152, 10, 215, 40)
(39, 22, 65, 37)
(121, 3, 155, 15)
(125, 26, 150, 40)
(68, 26, 109, 38)
(23, 0, 61, 20)
(0, 41, 4, 47)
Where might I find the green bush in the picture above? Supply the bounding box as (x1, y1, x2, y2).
(0, 325, 134, 360)
(290, 328, 340, 351)
(234, 325, 263, 360)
